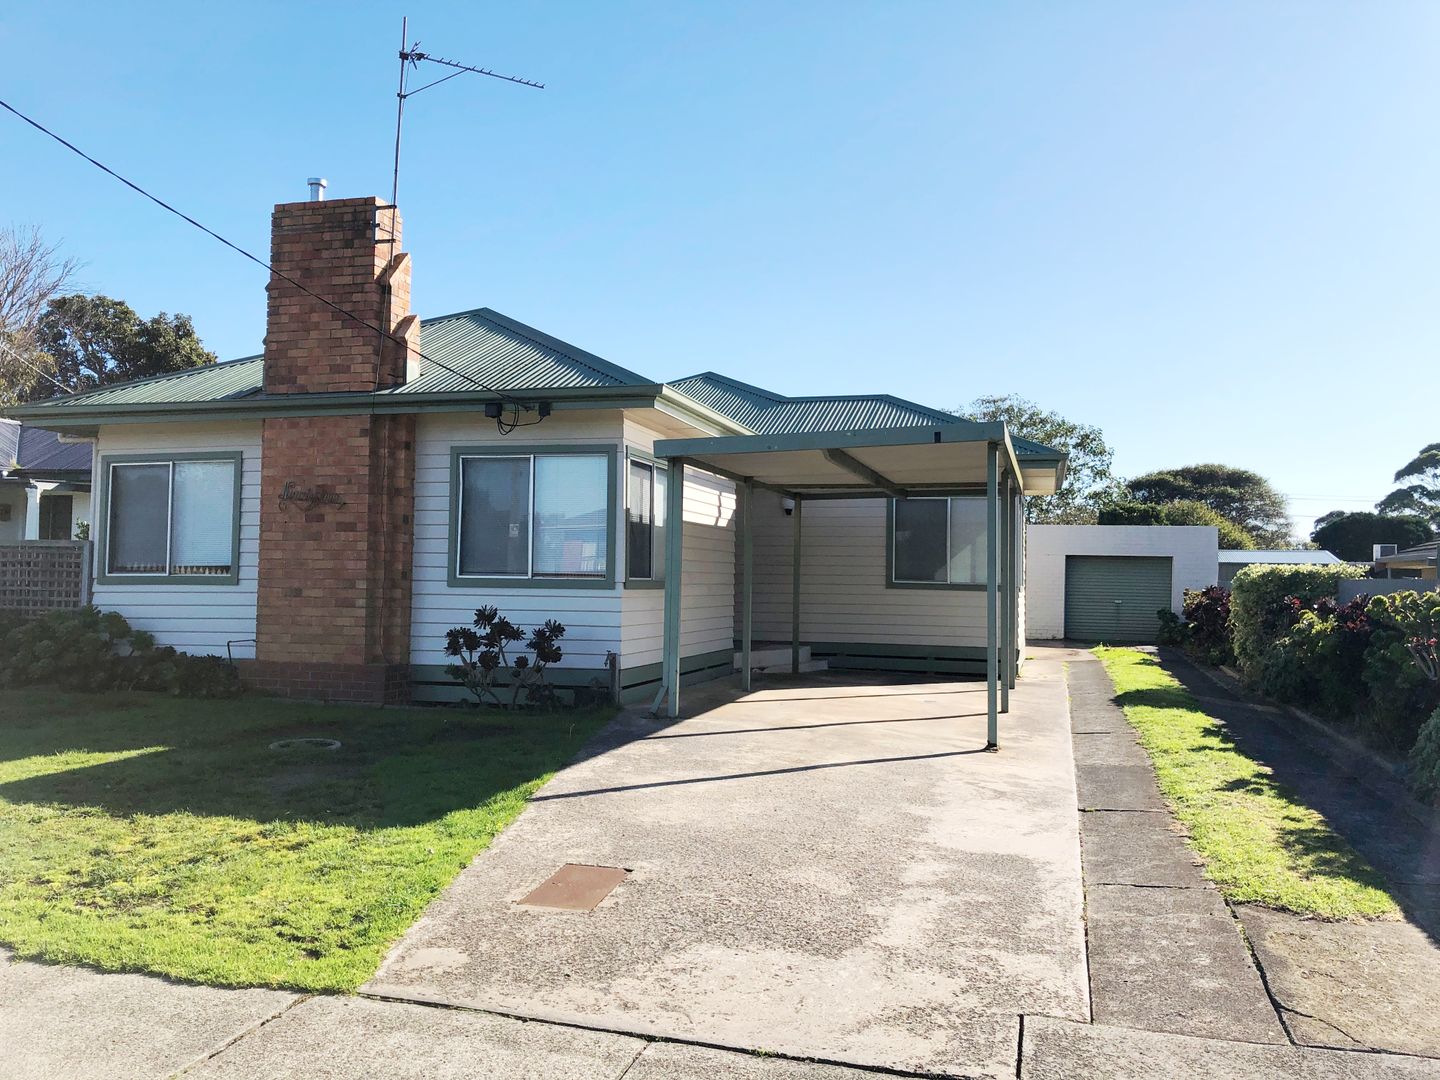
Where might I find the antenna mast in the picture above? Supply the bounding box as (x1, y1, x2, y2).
(390, 16, 545, 206)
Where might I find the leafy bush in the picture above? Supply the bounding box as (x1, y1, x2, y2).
(1409, 706, 1440, 804)
(1262, 596, 1373, 721)
(444, 606, 568, 708)
(1363, 592, 1440, 751)
(1228, 563, 1369, 681)
(1155, 586, 1234, 665)
(0, 607, 240, 698)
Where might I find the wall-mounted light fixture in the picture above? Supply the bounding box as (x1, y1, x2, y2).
(782, 497, 795, 516)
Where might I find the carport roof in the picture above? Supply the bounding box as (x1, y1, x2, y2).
(654, 422, 1064, 497)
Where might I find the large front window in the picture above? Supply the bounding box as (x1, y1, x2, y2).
(892, 497, 987, 585)
(456, 452, 609, 580)
(104, 457, 238, 579)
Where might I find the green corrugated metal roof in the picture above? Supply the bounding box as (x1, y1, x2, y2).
(667, 372, 1065, 458)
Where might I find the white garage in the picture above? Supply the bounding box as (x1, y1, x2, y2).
(1025, 525, 1219, 642)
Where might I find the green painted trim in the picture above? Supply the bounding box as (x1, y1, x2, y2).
(660, 460, 687, 717)
(884, 497, 989, 591)
(807, 642, 988, 659)
(410, 663, 609, 688)
(94, 451, 242, 587)
(446, 443, 618, 590)
(622, 449, 668, 585)
(619, 648, 734, 689)
(654, 421, 1008, 460)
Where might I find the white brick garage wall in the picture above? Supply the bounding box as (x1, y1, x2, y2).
(1024, 525, 1219, 640)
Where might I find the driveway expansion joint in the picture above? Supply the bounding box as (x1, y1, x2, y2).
(168, 993, 311, 1078)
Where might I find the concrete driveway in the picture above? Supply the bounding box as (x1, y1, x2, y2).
(366, 653, 1087, 1079)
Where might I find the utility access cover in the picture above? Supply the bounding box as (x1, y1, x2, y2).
(517, 864, 628, 911)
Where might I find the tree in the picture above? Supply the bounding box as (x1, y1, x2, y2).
(1124, 464, 1291, 546)
(959, 394, 1114, 524)
(1377, 443, 1440, 529)
(1098, 498, 1257, 550)
(0, 225, 79, 401)
(11, 294, 215, 403)
(1311, 511, 1433, 562)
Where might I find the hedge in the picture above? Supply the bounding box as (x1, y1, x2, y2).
(1228, 563, 1369, 681)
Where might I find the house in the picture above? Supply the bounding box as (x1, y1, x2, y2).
(0, 418, 92, 542)
(1217, 547, 1341, 588)
(1375, 540, 1438, 580)
(4, 192, 1066, 738)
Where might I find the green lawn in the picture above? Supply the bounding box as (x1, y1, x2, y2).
(0, 691, 613, 991)
(1094, 647, 1398, 920)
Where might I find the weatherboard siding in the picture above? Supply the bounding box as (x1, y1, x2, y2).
(90, 421, 262, 658)
(737, 489, 991, 650)
(409, 411, 627, 672)
(621, 418, 737, 670)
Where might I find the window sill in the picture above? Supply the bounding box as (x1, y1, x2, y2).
(886, 580, 988, 591)
(446, 574, 616, 590)
(96, 573, 240, 587)
(623, 579, 666, 590)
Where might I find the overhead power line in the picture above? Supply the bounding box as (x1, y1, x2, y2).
(0, 95, 534, 416)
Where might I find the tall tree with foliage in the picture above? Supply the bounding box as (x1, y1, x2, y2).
(0, 226, 79, 402)
(9, 294, 215, 403)
(1124, 464, 1291, 546)
(1099, 498, 1257, 549)
(1311, 511, 1432, 562)
(959, 394, 1114, 524)
(1377, 444, 1440, 529)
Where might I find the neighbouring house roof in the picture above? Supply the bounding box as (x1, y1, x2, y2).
(0, 418, 91, 482)
(1377, 541, 1439, 568)
(1217, 549, 1342, 565)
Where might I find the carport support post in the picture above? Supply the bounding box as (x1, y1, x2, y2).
(662, 458, 687, 718)
(791, 494, 803, 674)
(1000, 473, 1011, 715)
(740, 479, 754, 692)
(985, 442, 999, 748)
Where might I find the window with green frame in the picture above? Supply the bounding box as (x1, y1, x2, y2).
(891, 496, 988, 585)
(456, 452, 610, 580)
(626, 458, 667, 581)
(103, 457, 239, 579)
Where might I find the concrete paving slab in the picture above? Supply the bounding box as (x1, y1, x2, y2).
(184, 995, 644, 1080)
(1075, 765, 1166, 811)
(0, 949, 296, 1080)
(1069, 731, 1148, 767)
(624, 1041, 906, 1079)
(1086, 912, 1288, 1043)
(366, 657, 1086, 1079)
(1239, 904, 1440, 1059)
(1079, 810, 1208, 889)
(1021, 1015, 1440, 1079)
(1085, 882, 1230, 918)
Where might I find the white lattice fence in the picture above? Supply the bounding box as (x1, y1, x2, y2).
(0, 541, 92, 616)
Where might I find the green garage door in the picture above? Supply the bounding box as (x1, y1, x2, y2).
(1064, 555, 1173, 643)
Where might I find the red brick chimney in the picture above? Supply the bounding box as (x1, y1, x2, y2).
(251, 194, 418, 704)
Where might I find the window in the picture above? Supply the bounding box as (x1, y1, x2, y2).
(626, 458, 667, 581)
(38, 494, 73, 540)
(104, 457, 238, 580)
(891, 497, 987, 586)
(456, 451, 610, 582)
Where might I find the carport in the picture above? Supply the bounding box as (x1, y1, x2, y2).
(651, 423, 1064, 746)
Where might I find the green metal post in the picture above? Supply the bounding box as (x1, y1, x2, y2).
(1000, 473, 1011, 714)
(1008, 486, 1019, 691)
(741, 479, 754, 692)
(662, 459, 686, 718)
(791, 495, 803, 674)
(986, 443, 999, 748)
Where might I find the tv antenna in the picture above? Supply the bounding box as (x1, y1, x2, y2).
(391, 16, 545, 206)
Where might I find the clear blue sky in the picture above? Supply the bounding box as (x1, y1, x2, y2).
(3, 2, 1436, 537)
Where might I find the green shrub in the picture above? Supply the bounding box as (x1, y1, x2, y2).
(1363, 592, 1440, 751)
(1408, 706, 1440, 803)
(0, 607, 240, 699)
(1262, 596, 1373, 720)
(1228, 563, 1368, 681)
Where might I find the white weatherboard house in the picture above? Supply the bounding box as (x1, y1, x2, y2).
(6, 193, 1066, 741)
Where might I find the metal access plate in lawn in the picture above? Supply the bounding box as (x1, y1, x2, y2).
(517, 864, 628, 911)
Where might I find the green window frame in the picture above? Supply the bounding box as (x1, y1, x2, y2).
(886, 496, 988, 590)
(624, 450, 668, 588)
(447, 444, 618, 590)
(95, 451, 243, 586)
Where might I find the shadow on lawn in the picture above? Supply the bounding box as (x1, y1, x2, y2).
(1150, 651, 1440, 942)
(0, 693, 613, 830)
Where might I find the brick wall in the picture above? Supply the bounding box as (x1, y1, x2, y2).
(252, 195, 419, 703)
